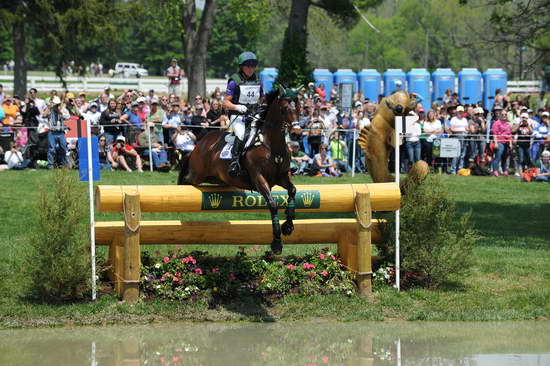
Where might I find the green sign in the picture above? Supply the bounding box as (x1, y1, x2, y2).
(202, 190, 320, 210)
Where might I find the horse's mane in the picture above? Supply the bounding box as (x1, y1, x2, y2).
(264, 89, 280, 108)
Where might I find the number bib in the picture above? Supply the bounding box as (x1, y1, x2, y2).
(238, 85, 261, 105)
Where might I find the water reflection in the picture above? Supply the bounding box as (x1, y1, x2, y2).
(1, 322, 549, 365)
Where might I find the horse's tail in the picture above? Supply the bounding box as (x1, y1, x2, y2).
(177, 150, 191, 185)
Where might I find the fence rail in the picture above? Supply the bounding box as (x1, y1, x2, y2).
(0, 75, 542, 95)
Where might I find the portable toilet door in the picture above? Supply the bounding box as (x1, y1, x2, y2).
(259, 67, 278, 93)
(483, 68, 507, 110)
(312, 68, 334, 101)
(431, 68, 456, 104)
(407, 68, 431, 108)
(458, 68, 482, 105)
(358, 69, 381, 102)
(383, 69, 406, 96)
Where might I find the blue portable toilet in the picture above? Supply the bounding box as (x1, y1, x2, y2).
(259, 67, 278, 93)
(407, 68, 431, 108)
(483, 68, 507, 110)
(383, 69, 406, 96)
(431, 68, 456, 104)
(357, 69, 381, 102)
(458, 68, 482, 105)
(333, 69, 357, 91)
(312, 68, 333, 101)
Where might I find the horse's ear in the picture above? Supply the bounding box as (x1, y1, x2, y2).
(277, 84, 286, 96)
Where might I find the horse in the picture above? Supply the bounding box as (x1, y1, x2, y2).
(177, 88, 298, 254)
(358, 90, 429, 191)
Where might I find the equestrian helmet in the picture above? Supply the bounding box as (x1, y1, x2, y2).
(238, 52, 258, 67)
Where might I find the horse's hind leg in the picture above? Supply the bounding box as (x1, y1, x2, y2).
(254, 176, 283, 254)
(177, 151, 191, 185)
(279, 175, 296, 236)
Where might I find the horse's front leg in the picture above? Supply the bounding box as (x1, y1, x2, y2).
(279, 177, 296, 236)
(256, 178, 283, 254)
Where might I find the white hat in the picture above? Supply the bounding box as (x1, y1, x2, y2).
(542, 111, 549, 117)
(395, 80, 403, 87)
(104, 86, 111, 91)
(541, 150, 550, 158)
(456, 105, 465, 112)
(474, 107, 484, 114)
(116, 135, 126, 142)
(90, 102, 98, 108)
(51, 96, 61, 105)
(137, 96, 147, 103)
(520, 112, 529, 119)
(354, 101, 363, 107)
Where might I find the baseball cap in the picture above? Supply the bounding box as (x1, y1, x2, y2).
(474, 107, 484, 114)
(520, 112, 529, 119)
(90, 102, 98, 108)
(354, 101, 363, 107)
(541, 150, 550, 158)
(131, 101, 139, 107)
(151, 97, 159, 104)
(66, 92, 75, 99)
(171, 101, 180, 106)
(136, 96, 147, 103)
(116, 136, 126, 142)
(104, 86, 111, 91)
(289, 141, 299, 148)
(418, 107, 425, 113)
(171, 58, 177, 62)
(308, 82, 314, 88)
(51, 96, 61, 105)
(456, 105, 465, 112)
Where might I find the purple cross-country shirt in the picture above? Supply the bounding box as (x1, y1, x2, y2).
(225, 80, 264, 99)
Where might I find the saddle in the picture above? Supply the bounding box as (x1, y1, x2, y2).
(220, 131, 264, 160)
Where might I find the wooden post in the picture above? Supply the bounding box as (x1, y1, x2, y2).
(113, 236, 125, 297)
(122, 193, 141, 302)
(355, 190, 372, 295)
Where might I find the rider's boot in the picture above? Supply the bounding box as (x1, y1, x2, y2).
(229, 137, 245, 177)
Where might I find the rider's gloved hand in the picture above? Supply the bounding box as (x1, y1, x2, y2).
(235, 105, 247, 114)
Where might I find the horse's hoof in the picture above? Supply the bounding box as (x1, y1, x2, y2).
(271, 239, 283, 255)
(281, 221, 294, 236)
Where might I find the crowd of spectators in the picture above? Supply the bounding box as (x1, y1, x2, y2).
(0, 79, 549, 182)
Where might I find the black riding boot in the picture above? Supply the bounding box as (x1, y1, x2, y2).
(229, 137, 245, 176)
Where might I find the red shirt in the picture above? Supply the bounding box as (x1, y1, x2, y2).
(111, 143, 135, 154)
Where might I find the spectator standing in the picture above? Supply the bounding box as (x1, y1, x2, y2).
(83, 103, 102, 135)
(172, 125, 196, 154)
(513, 113, 533, 176)
(405, 112, 422, 169)
(146, 98, 165, 144)
(22, 97, 40, 144)
(307, 109, 324, 156)
(162, 102, 182, 144)
(122, 101, 143, 131)
(468, 107, 487, 164)
(531, 112, 549, 162)
(316, 83, 326, 101)
(28, 88, 46, 113)
(0, 84, 4, 104)
(146, 89, 157, 104)
(329, 132, 349, 173)
(97, 93, 110, 112)
(166, 59, 184, 96)
(491, 112, 513, 176)
(189, 104, 209, 140)
(99, 99, 124, 144)
(44, 96, 70, 169)
(449, 105, 468, 174)
(207, 100, 228, 129)
(2, 96, 19, 128)
(421, 110, 443, 166)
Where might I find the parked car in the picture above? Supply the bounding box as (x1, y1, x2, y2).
(113, 62, 148, 78)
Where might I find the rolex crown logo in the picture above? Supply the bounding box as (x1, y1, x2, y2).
(301, 192, 314, 207)
(208, 193, 222, 208)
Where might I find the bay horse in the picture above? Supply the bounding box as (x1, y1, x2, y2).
(177, 89, 298, 254)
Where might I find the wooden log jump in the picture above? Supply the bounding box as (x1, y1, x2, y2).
(94, 183, 400, 302)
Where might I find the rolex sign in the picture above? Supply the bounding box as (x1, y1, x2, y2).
(202, 190, 320, 210)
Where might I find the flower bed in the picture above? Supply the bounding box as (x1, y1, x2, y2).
(141, 247, 356, 300)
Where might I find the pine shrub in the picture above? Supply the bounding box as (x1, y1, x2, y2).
(24, 169, 91, 302)
(379, 176, 479, 289)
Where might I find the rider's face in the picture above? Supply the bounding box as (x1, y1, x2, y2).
(242, 65, 256, 78)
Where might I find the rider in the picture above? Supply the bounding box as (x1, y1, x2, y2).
(223, 51, 263, 176)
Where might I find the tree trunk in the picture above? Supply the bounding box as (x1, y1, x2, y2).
(278, 0, 311, 86)
(182, 0, 216, 101)
(13, 20, 27, 97)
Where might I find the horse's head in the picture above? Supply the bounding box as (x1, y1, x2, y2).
(264, 85, 300, 131)
(383, 90, 419, 117)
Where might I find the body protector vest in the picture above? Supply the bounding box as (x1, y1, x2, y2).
(229, 72, 261, 111)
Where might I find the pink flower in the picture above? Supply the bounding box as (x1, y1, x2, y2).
(211, 267, 220, 274)
(321, 271, 329, 277)
(322, 355, 329, 363)
(303, 263, 315, 270)
(172, 277, 179, 282)
(308, 272, 316, 279)
(175, 272, 181, 277)
(160, 277, 165, 282)
(229, 273, 237, 280)
(172, 356, 180, 362)
(171, 253, 177, 259)
(322, 247, 329, 251)
(194, 268, 203, 275)
(181, 256, 196, 265)
(252, 247, 261, 251)
(175, 245, 182, 250)
(287, 264, 296, 270)
(330, 255, 336, 261)
(319, 253, 325, 260)
(163, 256, 170, 263)
(163, 272, 171, 277)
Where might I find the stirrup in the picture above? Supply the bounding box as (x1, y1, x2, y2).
(229, 160, 241, 176)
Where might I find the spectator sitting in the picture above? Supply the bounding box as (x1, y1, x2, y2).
(98, 135, 115, 170)
(314, 143, 341, 177)
(172, 125, 196, 155)
(138, 122, 169, 171)
(146, 97, 165, 144)
(206, 100, 228, 129)
(533, 150, 550, 182)
(99, 99, 123, 144)
(289, 141, 310, 175)
(110, 135, 143, 173)
(4, 141, 31, 170)
(162, 101, 182, 144)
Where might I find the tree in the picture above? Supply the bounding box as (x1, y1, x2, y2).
(277, 0, 382, 86)
(181, 0, 217, 100)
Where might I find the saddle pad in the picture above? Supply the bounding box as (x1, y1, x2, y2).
(220, 142, 233, 160)
(220, 134, 264, 160)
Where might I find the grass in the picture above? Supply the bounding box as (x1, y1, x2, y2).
(0, 170, 549, 328)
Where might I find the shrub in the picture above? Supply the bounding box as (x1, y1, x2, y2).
(24, 170, 91, 302)
(378, 176, 479, 289)
(141, 247, 355, 300)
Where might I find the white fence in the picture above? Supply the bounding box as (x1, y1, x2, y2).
(0, 75, 227, 95)
(0, 75, 543, 95)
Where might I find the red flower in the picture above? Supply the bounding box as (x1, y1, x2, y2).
(194, 268, 203, 275)
(320, 270, 329, 277)
(154, 250, 161, 255)
(318, 253, 325, 260)
(172, 277, 179, 282)
(330, 255, 336, 261)
(171, 253, 177, 259)
(287, 264, 296, 270)
(175, 245, 182, 250)
(163, 256, 170, 263)
(181, 256, 196, 265)
(322, 247, 329, 251)
(303, 263, 315, 270)
(211, 267, 220, 274)
(322, 355, 329, 363)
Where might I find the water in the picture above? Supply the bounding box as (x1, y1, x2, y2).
(1, 321, 549, 365)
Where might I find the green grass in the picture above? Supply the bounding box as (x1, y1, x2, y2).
(0, 170, 549, 328)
